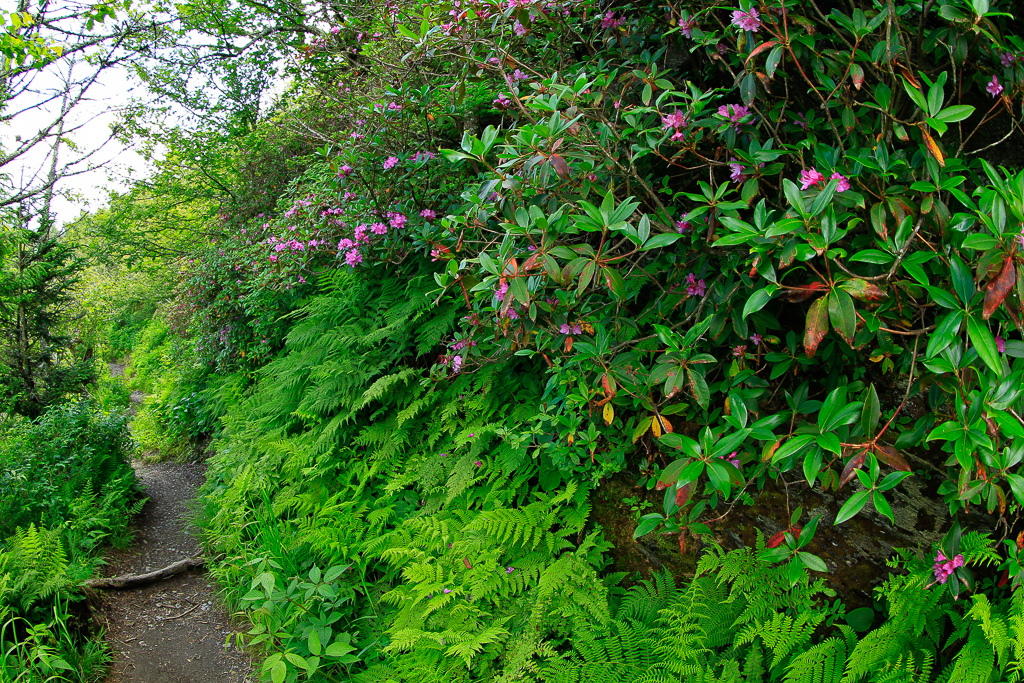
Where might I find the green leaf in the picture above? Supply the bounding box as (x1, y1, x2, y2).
(828, 288, 856, 345)
(308, 631, 322, 657)
(743, 287, 775, 318)
(967, 315, 1001, 374)
(935, 104, 974, 122)
(834, 490, 870, 524)
(633, 513, 664, 539)
(798, 551, 828, 572)
(873, 491, 894, 524)
(271, 660, 287, 683)
(861, 384, 880, 437)
(641, 233, 683, 250)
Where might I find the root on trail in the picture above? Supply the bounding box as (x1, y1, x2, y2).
(85, 557, 205, 590)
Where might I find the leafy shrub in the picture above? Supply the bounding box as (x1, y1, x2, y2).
(0, 401, 138, 681)
(0, 402, 134, 539)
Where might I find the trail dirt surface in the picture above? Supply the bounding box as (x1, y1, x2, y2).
(97, 365, 254, 682)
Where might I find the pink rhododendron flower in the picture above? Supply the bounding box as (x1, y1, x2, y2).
(750, 333, 762, 346)
(730, 161, 746, 182)
(800, 167, 827, 189)
(493, 94, 513, 110)
(933, 550, 964, 584)
(676, 220, 690, 233)
(731, 8, 761, 31)
(602, 11, 625, 29)
(997, 335, 1007, 353)
(383, 156, 400, 170)
(389, 212, 407, 230)
(1002, 52, 1016, 68)
(421, 209, 437, 220)
(680, 18, 696, 38)
(370, 222, 387, 235)
(988, 75, 1004, 97)
(718, 103, 751, 129)
(685, 273, 706, 297)
(345, 249, 363, 266)
(831, 172, 851, 192)
(662, 110, 689, 130)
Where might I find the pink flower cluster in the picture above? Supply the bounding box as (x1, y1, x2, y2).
(675, 220, 690, 233)
(718, 103, 751, 129)
(731, 8, 761, 32)
(559, 323, 582, 335)
(421, 209, 437, 220)
(684, 273, 706, 297)
(800, 167, 851, 192)
(933, 551, 964, 584)
(722, 451, 740, 468)
(602, 11, 625, 29)
(988, 75, 1004, 97)
(662, 110, 689, 141)
(383, 156, 400, 170)
(493, 94, 513, 110)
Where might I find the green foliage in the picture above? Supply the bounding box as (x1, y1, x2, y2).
(0, 225, 95, 417)
(0, 400, 137, 681)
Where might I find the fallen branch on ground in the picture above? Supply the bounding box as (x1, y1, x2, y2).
(84, 557, 205, 590)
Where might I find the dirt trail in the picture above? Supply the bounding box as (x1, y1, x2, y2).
(96, 364, 254, 682)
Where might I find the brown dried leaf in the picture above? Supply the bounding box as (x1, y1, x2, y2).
(984, 257, 1016, 319)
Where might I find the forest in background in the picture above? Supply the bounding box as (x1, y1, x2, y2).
(6, 0, 1024, 680)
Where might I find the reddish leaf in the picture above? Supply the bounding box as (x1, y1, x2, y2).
(999, 570, 1010, 588)
(839, 449, 868, 489)
(521, 253, 541, 272)
(921, 127, 945, 167)
(678, 530, 687, 555)
(463, 557, 473, 569)
(675, 482, 693, 507)
(779, 281, 828, 302)
(984, 257, 1016, 320)
(564, 335, 573, 353)
(602, 373, 617, 398)
(804, 295, 830, 358)
(841, 278, 888, 302)
(745, 40, 778, 64)
(851, 64, 865, 90)
(549, 154, 570, 180)
(766, 526, 801, 548)
(873, 444, 911, 472)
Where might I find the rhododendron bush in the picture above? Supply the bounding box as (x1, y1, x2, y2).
(169, 0, 1024, 598)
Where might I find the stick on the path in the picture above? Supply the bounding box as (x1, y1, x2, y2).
(85, 557, 205, 590)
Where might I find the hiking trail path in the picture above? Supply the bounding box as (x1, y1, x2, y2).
(96, 363, 254, 683)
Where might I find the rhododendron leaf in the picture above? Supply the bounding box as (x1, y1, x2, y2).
(509, 278, 529, 305)
(548, 154, 570, 180)
(967, 315, 1001, 373)
(873, 444, 911, 472)
(873, 491, 895, 524)
(803, 295, 829, 357)
(983, 256, 1015, 319)
(839, 278, 887, 302)
(828, 288, 856, 345)
(686, 369, 709, 408)
(834, 490, 870, 524)
(632, 416, 653, 442)
(745, 39, 778, 63)
(602, 267, 626, 300)
(602, 402, 614, 425)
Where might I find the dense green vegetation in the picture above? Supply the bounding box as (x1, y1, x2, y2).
(13, 0, 1024, 680)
